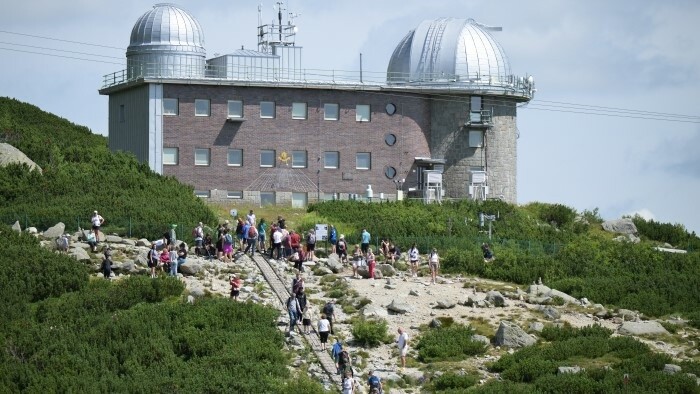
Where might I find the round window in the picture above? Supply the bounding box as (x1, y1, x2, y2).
(385, 103, 396, 115)
(384, 133, 397, 146)
(384, 166, 397, 179)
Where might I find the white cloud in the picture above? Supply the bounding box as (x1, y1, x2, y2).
(627, 208, 656, 221)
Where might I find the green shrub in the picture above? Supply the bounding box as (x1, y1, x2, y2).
(431, 372, 479, 391)
(416, 324, 486, 362)
(351, 318, 391, 347)
(540, 324, 613, 342)
(500, 357, 557, 383)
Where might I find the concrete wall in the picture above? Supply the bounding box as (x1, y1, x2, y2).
(108, 85, 150, 163)
(484, 98, 517, 203)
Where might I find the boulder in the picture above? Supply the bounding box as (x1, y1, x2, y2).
(528, 284, 552, 296)
(429, 318, 442, 328)
(494, 321, 536, 348)
(602, 219, 637, 235)
(549, 289, 579, 304)
(360, 304, 389, 319)
(27, 227, 38, 235)
(69, 247, 91, 261)
(617, 309, 638, 321)
(43, 222, 65, 239)
(558, 366, 583, 374)
(325, 254, 344, 273)
(409, 289, 420, 297)
(189, 287, 206, 297)
(0, 143, 42, 173)
(105, 235, 123, 243)
(613, 234, 641, 244)
(663, 364, 681, 375)
(357, 266, 370, 279)
(12, 221, 21, 233)
(136, 238, 151, 247)
(134, 253, 148, 266)
(123, 239, 136, 247)
(540, 305, 561, 320)
(486, 290, 506, 307)
(472, 334, 491, 346)
(434, 299, 456, 309)
(618, 321, 669, 336)
(387, 299, 415, 314)
(179, 262, 204, 275)
(115, 260, 137, 274)
(377, 264, 396, 277)
(314, 267, 333, 276)
(529, 322, 545, 332)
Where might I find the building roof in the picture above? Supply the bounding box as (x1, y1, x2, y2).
(127, 3, 206, 57)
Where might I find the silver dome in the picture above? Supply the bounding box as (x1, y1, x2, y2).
(387, 18, 511, 84)
(126, 3, 206, 79)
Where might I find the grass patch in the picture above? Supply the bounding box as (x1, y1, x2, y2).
(416, 324, 487, 362)
(351, 318, 392, 347)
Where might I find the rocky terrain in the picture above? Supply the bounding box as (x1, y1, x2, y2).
(16, 221, 700, 392)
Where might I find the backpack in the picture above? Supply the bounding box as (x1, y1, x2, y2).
(224, 233, 233, 244)
(323, 303, 334, 316)
(368, 375, 380, 389)
(339, 350, 350, 366)
(248, 225, 257, 238)
(331, 342, 343, 359)
(308, 232, 316, 244)
(338, 240, 346, 252)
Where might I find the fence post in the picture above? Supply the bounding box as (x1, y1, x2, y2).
(77, 216, 80, 232)
(129, 217, 132, 238)
(24, 213, 28, 230)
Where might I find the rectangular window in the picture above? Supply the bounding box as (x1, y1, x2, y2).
(163, 98, 178, 115)
(470, 96, 482, 123)
(194, 148, 210, 166)
(292, 102, 307, 119)
(163, 147, 179, 165)
(356, 104, 370, 122)
(356, 152, 371, 170)
(227, 100, 243, 118)
(260, 101, 275, 118)
(195, 99, 210, 116)
(227, 149, 243, 166)
(468, 130, 484, 148)
(292, 150, 307, 168)
(227, 191, 243, 199)
(194, 190, 210, 198)
(260, 149, 276, 167)
(291, 192, 307, 208)
(260, 192, 276, 206)
(324, 103, 339, 120)
(323, 193, 337, 201)
(118, 104, 125, 123)
(324, 151, 339, 169)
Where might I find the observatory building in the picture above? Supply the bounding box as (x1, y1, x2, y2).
(100, 3, 534, 206)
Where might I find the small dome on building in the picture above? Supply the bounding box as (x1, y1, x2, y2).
(387, 18, 511, 84)
(126, 3, 206, 79)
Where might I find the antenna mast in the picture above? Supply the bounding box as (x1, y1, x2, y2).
(257, 1, 300, 54)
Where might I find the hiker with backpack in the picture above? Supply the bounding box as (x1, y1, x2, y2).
(331, 338, 343, 373)
(329, 225, 338, 254)
(101, 247, 112, 280)
(235, 218, 245, 251)
(244, 223, 258, 255)
(222, 229, 234, 262)
(482, 243, 494, 262)
(305, 228, 316, 261)
(338, 348, 352, 377)
(367, 370, 383, 394)
(192, 222, 204, 256)
(408, 243, 420, 278)
(286, 294, 302, 334)
(292, 246, 306, 272)
(147, 243, 159, 278)
(322, 300, 336, 335)
(257, 218, 267, 254)
(337, 234, 348, 264)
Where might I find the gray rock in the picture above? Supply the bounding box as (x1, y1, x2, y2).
(529, 322, 545, 332)
(617, 309, 638, 321)
(12, 221, 21, 233)
(602, 218, 637, 235)
(528, 284, 552, 296)
(357, 266, 370, 279)
(663, 364, 681, 375)
(494, 321, 536, 348)
(123, 239, 136, 246)
(360, 304, 389, 319)
(325, 254, 344, 273)
(486, 290, 507, 307)
(136, 238, 151, 247)
(613, 234, 641, 244)
(618, 321, 669, 336)
(472, 334, 491, 345)
(409, 289, 420, 297)
(69, 247, 91, 261)
(0, 143, 42, 173)
(117, 260, 138, 273)
(134, 253, 148, 266)
(434, 299, 456, 309)
(429, 318, 442, 328)
(549, 289, 578, 304)
(27, 227, 38, 235)
(387, 299, 415, 314)
(377, 264, 396, 277)
(540, 305, 561, 320)
(187, 295, 195, 304)
(558, 366, 583, 374)
(105, 235, 123, 243)
(43, 222, 65, 239)
(384, 284, 397, 290)
(315, 267, 333, 276)
(179, 262, 203, 275)
(189, 287, 206, 297)
(384, 373, 403, 382)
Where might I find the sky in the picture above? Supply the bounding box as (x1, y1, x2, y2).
(1, 0, 699, 234)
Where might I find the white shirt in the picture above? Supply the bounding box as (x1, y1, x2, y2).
(247, 213, 256, 226)
(91, 214, 103, 227)
(342, 376, 354, 394)
(397, 332, 409, 349)
(318, 318, 330, 333)
(409, 248, 419, 262)
(429, 252, 439, 263)
(273, 230, 283, 243)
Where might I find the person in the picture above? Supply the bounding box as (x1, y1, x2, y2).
(428, 248, 439, 284)
(289, 229, 301, 254)
(175, 242, 187, 276)
(159, 246, 170, 273)
(216, 223, 226, 259)
(380, 238, 390, 259)
(397, 327, 409, 369)
(246, 209, 256, 226)
(341, 370, 355, 394)
(296, 290, 308, 318)
(337, 234, 348, 264)
(203, 233, 215, 260)
(277, 215, 286, 229)
(360, 228, 371, 255)
(329, 225, 338, 254)
(101, 248, 112, 280)
(366, 247, 376, 280)
(367, 370, 383, 394)
(322, 300, 336, 335)
(244, 223, 258, 255)
(292, 275, 305, 296)
(86, 229, 98, 252)
(272, 226, 283, 259)
(56, 233, 70, 253)
(147, 244, 158, 278)
(193, 222, 204, 256)
(281, 227, 291, 259)
(292, 246, 306, 272)
(287, 294, 302, 334)
(257, 218, 267, 253)
(306, 229, 316, 261)
(301, 304, 312, 334)
(351, 244, 362, 279)
(241, 220, 250, 252)
(222, 229, 234, 262)
(482, 243, 494, 262)
(317, 313, 331, 351)
(408, 243, 420, 278)
(331, 338, 343, 373)
(168, 224, 177, 247)
(235, 218, 245, 251)
(168, 244, 178, 276)
(338, 347, 352, 377)
(91, 210, 104, 240)
(230, 274, 242, 300)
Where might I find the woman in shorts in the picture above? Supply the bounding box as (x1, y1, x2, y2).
(302, 305, 312, 334)
(366, 247, 376, 280)
(230, 274, 242, 300)
(351, 244, 362, 279)
(428, 248, 440, 284)
(147, 244, 158, 278)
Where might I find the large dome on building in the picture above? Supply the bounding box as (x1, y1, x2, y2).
(387, 18, 511, 84)
(126, 3, 206, 79)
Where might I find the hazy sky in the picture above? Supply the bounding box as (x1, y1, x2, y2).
(1, 1, 699, 234)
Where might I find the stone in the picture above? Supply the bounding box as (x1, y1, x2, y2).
(528, 284, 552, 296)
(179, 262, 203, 275)
(429, 318, 442, 328)
(485, 290, 506, 307)
(549, 289, 578, 304)
(315, 267, 333, 276)
(409, 289, 420, 297)
(494, 321, 536, 348)
(434, 299, 456, 309)
(69, 247, 91, 261)
(663, 364, 681, 375)
(602, 219, 637, 235)
(357, 266, 370, 279)
(540, 305, 561, 320)
(105, 235, 123, 243)
(136, 238, 151, 247)
(384, 284, 397, 290)
(187, 295, 195, 304)
(12, 221, 21, 233)
(618, 321, 669, 336)
(43, 222, 65, 239)
(558, 366, 583, 374)
(472, 334, 491, 345)
(617, 309, 638, 321)
(0, 143, 42, 173)
(189, 287, 205, 297)
(360, 304, 389, 319)
(377, 264, 396, 277)
(123, 239, 136, 246)
(529, 322, 545, 332)
(325, 254, 344, 273)
(27, 227, 38, 235)
(387, 299, 415, 314)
